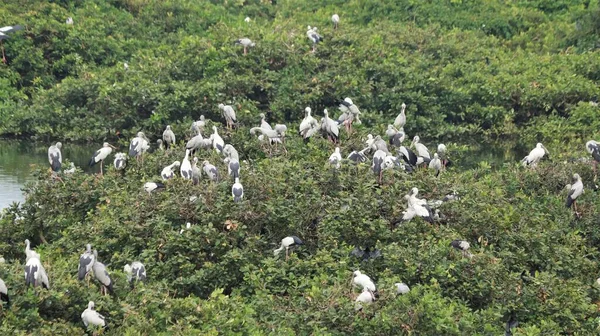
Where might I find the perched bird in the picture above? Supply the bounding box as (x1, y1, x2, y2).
(429, 153, 443, 177)
(394, 103, 407, 129)
(350, 246, 382, 261)
(124, 261, 147, 284)
(0, 25, 24, 64)
(566, 173, 583, 215)
(47, 142, 63, 172)
(352, 270, 376, 292)
(203, 160, 219, 182)
(186, 133, 213, 155)
(586, 140, 600, 178)
(123, 62, 129, 71)
(347, 148, 369, 164)
(450, 239, 473, 258)
(161, 161, 181, 180)
(355, 289, 375, 311)
(329, 147, 342, 169)
(223, 144, 240, 162)
(411, 136, 431, 165)
(162, 125, 176, 149)
(113, 153, 127, 171)
(180, 149, 193, 180)
(244, 17, 251, 23)
(306, 26, 323, 53)
(81, 301, 106, 330)
(219, 104, 237, 129)
(66, 17, 74, 25)
(437, 143, 451, 167)
(259, 113, 272, 130)
(228, 160, 240, 180)
(78, 244, 95, 281)
(395, 282, 410, 295)
(92, 249, 113, 295)
(338, 97, 361, 134)
(143, 182, 165, 194)
(398, 195, 433, 224)
(89, 142, 116, 175)
(128, 132, 150, 163)
(398, 146, 418, 167)
(24, 239, 39, 261)
(299, 107, 319, 142)
(321, 109, 339, 144)
(192, 157, 201, 185)
(232, 178, 244, 203)
(191, 115, 206, 135)
(372, 150, 387, 184)
(212, 126, 225, 153)
(234, 38, 255, 55)
(332, 14, 340, 29)
(522, 143, 549, 168)
(64, 162, 76, 174)
(386, 125, 405, 147)
(156, 139, 165, 151)
(24, 256, 49, 289)
(274, 236, 304, 260)
(0, 278, 8, 307)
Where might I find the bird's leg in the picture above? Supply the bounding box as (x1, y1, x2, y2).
(285, 248, 289, 261)
(1, 41, 5, 64)
(574, 201, 580, 218)
(100, 161, 103, 176)
(594, 161, 598, 182)
(379, 170, 383, 185)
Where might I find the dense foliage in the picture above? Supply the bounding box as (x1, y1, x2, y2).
(0, 0, 598, 142)
(1, 0, 600, 334)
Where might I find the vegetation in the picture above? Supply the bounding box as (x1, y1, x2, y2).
(0, 0, 600, 334)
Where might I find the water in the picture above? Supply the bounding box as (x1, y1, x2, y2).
(0, 140, 97, 209)
(0, 138, 529, 210)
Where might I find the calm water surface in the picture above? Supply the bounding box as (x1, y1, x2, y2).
(0, 139, 529, 209)
(0, 140, 97, 209)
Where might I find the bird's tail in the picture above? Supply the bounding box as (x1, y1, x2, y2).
(565, 195, 574, 208)
(592, 149, 600, 162)
(89, 158, 96, 167)
(234, 195, 242, 203)
(78, 266, 87, 281)
(155, 182, 166, 189)
(435, 170, 440, 177)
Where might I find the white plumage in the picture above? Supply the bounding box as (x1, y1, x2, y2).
(411, 136, 431, 160)
(180, 149, 192, 179)
(429, 153, 443, 176)
(352, 270, 376, 292)
(232, 177, 244, 203)
(128, 132, 149, 158)
(219, 104, 237, 129)
(113, 152, 127, 170)
(124, 261, 147, 283)
(299, 107, 319, 140)
(332, 14, 340, 29)
(162, 125, 176, 149)
(143, 182, 165, 194)
(161, 161, 181, 180)
(212, 126, 225, 153)
(48, 142, 63, 172)
(321, 109, 339, 143)
(89, 142, 115, 175)
(81, 301, 106, 329)
(522, 143, 549, 167)
(395, 282, 410, 294)
(203, 160, 219, 182)
(394, 103, 407, 128)
(24, 257, 49, 289)
(355, 289, 375, 311)
(329, 147, 342, 169)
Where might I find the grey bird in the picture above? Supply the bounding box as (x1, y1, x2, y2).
(78, 244, 95, 281)
(128, 132, 150, 162)
(234, 38, 255, 55)
(24, 256, 49, 289)
(192, 157, 201, 185)
(306, 26, 323, 53)
(219, 104, 237, 129)
(274, 236, 304, 260)
(232, 177, 244, 202)
(162, 125, 176, 149)
(566, 173, 584, 215)
(203, 160, 219, 182)
(48, 142, 63, 172)
(0, 278, 9, 307)
(372, 150, 387, 184)
(113, 153, 127, 170)
(429, 153, 443, 177)
(92, 249, 113, 295)
(228, 160, 240, 180)
(124, 261, 146, 286)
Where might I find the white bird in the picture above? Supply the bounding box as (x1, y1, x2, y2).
(372, 150, 387, 184)
(299, 107, 319, 142)
(522, 143, 549, 168)
(81, 301, 106, 330)
(0, 278, 8, 306)
(123, 62, 129, 71)
(64, 162, 76, 174)
(78, 244, 95, 281)
(451, 239, 473, 258)
(219, 104, 237, 129)
(191, 115, 206, 135)
(161, 161, 181, 180)
(566, 173, 584, 215)
(186, 133, 213, 155)
(89, 142, 116, 175)
(156, 139, 164, 151)
(180, 149, 192, 179)
(203, 160, 219, 182)
(386, 125, 405, 147)
(212, 126, 225, 153)
(48, 142, 63, 172)
(411, 136, 431, 163)
(223, 144, 240, 162)
(400, 195, 433, 224)
(259, 113, 272, 130)
(352, 270, 376, 292)
(429, 153, 443, 177)
(437, 143, 450, 167)
(113, 152, 127, 170)
(332, 14, 340, 29)
(24, 239, 39, 261)
(244, 17, 251, 23)
(128, 132, 150, 162)
(143, 182, 165, 194)
(394, 103, 407, 128)
(306, 26, 323, 53)
(321, 109, 339, 143)
(24, 256, 49, 289)
(355, 289, 375, 311)
(347, 148, 369, 164)
(338, 97, 361, 133)
(162, 125, 176, 149)
(124, 261, 147, 284)
(329, 147, 342, 169)
(66, 17, 73, 25)
(395, 282, 410, 295)
(586, 140, 600, 162)
(232, 178, 244, 203)
(235, 38, 255, 55)
(180, 222, 192, 234)
(274, 236, 304, 260)
(228, 160, 240, 180)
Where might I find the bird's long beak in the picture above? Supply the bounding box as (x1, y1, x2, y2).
(109, 144, 117, 149)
